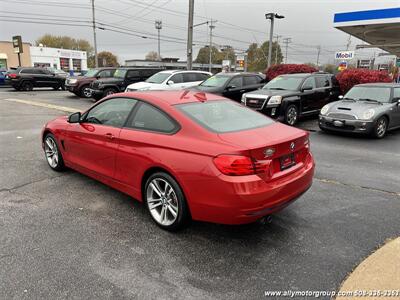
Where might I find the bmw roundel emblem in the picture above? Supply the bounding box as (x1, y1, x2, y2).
(290, 142, 295, 151)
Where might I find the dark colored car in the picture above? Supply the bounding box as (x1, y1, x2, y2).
(319, 83, 400, 138)
(41, 90, 314, 231)
(90, 67, 163, 101)
(5, 67, 66, 91)
(0, 68, 6, 85)
(190, 72, 265, 102)
(242, 73, 340, 125)
(65, 68, 116, 98)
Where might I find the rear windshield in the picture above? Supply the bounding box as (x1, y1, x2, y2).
(176, 100, 274, 133)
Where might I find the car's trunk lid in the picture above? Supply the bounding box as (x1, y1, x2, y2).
(217, 122, 310, 180)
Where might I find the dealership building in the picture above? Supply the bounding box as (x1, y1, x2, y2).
(30, 46, 87, 72)
(334, 7, 400, 71)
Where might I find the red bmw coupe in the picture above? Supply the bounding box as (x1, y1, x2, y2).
(42, 91, 314, 231)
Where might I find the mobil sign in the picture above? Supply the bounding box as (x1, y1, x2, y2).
(335, 51, 354, 60)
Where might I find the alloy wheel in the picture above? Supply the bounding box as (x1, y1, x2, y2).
(83, 87, 92, 98)
(286, 106, 298, 125)
(376, 118, 387, 138)
(44, 137, 59, 168)
(146, 178, 179, 226)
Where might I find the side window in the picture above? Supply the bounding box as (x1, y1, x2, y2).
(21, 68, 36, 74)
(85, 98, 137, 127)
(316, 76, 330, 88)
(244, 76, 260, 86)
(393, 88, 400, 100)
(98, 70, 114, 78)
(169, 73, 183, 84)
(196, 73, 210, 81)
(182, 73, 198, 83)
(127, 102, 177, 133)
(228, 76, 243, 88)
(302, 77, 316, 89)
(127, 70, 140, 79)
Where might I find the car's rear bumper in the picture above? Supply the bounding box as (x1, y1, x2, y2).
(187, 152, 315, 225)
(319, 115, 374, 134)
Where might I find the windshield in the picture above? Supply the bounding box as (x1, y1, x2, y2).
(114, 69, 127, 78)
(176, 100, 274, 133)
(344, 87, 391, 103)
(199, 75, 230, 87)
(84, 69, 99, 77)
(145, 73, 170, 84)
(263, 76, 303, 90)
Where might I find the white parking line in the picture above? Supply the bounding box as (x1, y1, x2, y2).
(2, 98, 79, 113)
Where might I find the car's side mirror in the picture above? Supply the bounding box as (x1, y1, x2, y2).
(338, 95, 344, 99)
(301, 85, 313, 92)
(167, 80, 174, 85)
(68, 112, 81, 123)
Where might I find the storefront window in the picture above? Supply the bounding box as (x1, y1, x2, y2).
(60, 58, 69, 72)
(72, 59, 81, 72)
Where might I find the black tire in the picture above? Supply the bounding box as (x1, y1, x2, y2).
(21, 81, 33, 91)
(285, 104, 299, 126)
(79, 85, 92, 98)
(372, 116, 388, 139)
(144, 172, 190, 231)
(43, 133, 65, 171)
(104, 88, 117, 97)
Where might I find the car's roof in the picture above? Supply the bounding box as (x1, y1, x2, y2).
(356, 83, 399, 88)
(123, 90, 223, 105)
(280, 73, 321, 78)
(213, 72, 263, 77)
(157, 69, 210, 74)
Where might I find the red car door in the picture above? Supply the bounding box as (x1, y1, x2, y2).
(64, 97, 138, 178)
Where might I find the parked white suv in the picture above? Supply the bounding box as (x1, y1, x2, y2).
(125, 70, 211, 91)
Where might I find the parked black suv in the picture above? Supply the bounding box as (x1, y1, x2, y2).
(190, 72, 265, 102)
(90, 67, 163, 101)
(242, 73, 340, 125)
(5, 67, 66, 91)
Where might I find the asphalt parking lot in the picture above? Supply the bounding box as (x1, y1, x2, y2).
(0, 88, 399, 299)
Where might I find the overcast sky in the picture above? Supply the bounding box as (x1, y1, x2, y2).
(0, 0, 398, 65)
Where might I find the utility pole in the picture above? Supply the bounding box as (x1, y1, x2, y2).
(274, 35, 282, 65)
(283, 37, 291, 64)
(186, 0, 194, 70)
(91, 0, 98, 68)
(265, 13, 284, 69)
(346, 34, 352, 50)
(209, 19, 215, 73)
(316, 45, 321, 67)
(155, 20, 162, 61)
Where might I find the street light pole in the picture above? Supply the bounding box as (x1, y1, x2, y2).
(209, 19, 215, 73)
(187, 0, 194, 70)
(265, 13, 284, 69)
(91, 0, 98, 68)
(155, 20, 162, 61)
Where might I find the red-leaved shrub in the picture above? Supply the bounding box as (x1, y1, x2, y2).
(336, 69, 392, 94)
(265, 64, 318, 80)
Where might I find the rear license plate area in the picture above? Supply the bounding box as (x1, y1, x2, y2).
(280, 153, 295, 170)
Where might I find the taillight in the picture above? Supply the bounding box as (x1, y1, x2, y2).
(8, 73, 17, 79)
(213, 155, 271, 176)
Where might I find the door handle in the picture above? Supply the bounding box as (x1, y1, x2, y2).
(240, 89, 245, 92)
(105, 133, 114, 140)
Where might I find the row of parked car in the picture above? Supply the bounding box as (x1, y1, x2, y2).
(6, 66, 400, 138)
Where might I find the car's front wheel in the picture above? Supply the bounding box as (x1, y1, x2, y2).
(285, 104, 299, 126)
(44, 133, 65, 171)
(373, 116, 388, 139)
(144, 172, 190, 231)
(80, 85, 92, 98)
